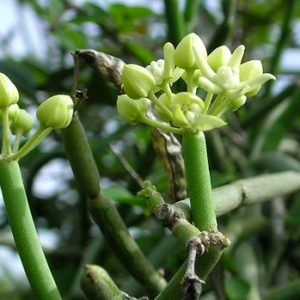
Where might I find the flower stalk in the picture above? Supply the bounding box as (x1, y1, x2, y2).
(182, 132, 217, 231)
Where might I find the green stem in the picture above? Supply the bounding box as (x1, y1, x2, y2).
(263, 0, 296, 98)
(162, 83, 173, 100)
(1, 107, 12, 156)
(204, 92, 213, 113)
(184, 0, 202, 30)
(182, 132, 217, 230)
(149, 91, 173, 120)
(163, 0, 186, 45)
(186, 70, 195, 93)
(155, 247, 222, 300)
(207, 93, 224, 115)
(81, 265, 124, 300)
(0, 160, 61, 300)
(12, 129, 23, 153)
(140, 115, 183, 135)
(11, 125, 52, 161)
(207, 0, 236, 52)
(176, 171, 300, 218)
(61, 115, 166, 295)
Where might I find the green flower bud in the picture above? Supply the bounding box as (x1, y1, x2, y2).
(0, 73, 19, 108)
(240, 60, 263, 81)
(11, 109, 34, 135)
(8, 104, 20, 123)
(228, 45, 245, 69)
(163, 42, 175, 80)
(37, 95, 74, 129)
(174, 33, 207, 69)
(155, 93, 172, 122)
(229, 95, 247, 111)
(117, 94, 147, 124)
(208, 46, 231, 72)
(240, 60, 275, 97)
(122, 64, 156, 99)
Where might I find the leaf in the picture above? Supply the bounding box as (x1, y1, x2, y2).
(55, 26, 87, 50)
(225, 276, 251, 300)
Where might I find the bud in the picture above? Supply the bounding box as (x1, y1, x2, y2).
(0, 73, 19, 108)
(228, 45, 245, 69)
(155, 93, 172, 122)
(240, 60, 272, 96)
(8, 104, 20, 123)
(11, 109, 34, 135)
(162, 42, 175, 80)
(240, 60, 263, 82)
(117, 94, 147, 124)
(37, 95, 74, 129)
(229, 95, 247, 111)
(174, 33, 207, 69)
(122, 64, 156, 99)
(208, 46, 231, 72)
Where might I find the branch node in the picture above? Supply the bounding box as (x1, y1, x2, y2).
(154, 203, 185, 228)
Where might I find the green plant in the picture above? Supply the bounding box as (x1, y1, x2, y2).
(0, 73, 73, 300)
(0, 1, 300, 299)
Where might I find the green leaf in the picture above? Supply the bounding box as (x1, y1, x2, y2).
(225, 276, 251, 300)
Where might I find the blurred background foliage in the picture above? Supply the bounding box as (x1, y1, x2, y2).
(0, 0, 300, 299)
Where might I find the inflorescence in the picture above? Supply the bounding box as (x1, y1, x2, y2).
(117, 33, 275, 134)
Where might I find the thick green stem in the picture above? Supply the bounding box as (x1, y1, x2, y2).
(163, 0, 186, 46)
(156, 132, 221, 300)
(184, 0, 202, 30)
(0, 160, 61, 300)
(81, 265, 124, 300)
(61, 114, 166, 295)
(263, 0, 296, 98)
(155, 247, 222, 300)
(182, 132, 217, 230)
(176, 171, 300, 218)
(89, 193, 166, 295)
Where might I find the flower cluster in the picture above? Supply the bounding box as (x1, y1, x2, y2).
(117, 33, 275, 134)
(0, 72, 73, 160)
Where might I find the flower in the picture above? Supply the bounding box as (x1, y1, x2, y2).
(117, 33, 276, 134)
